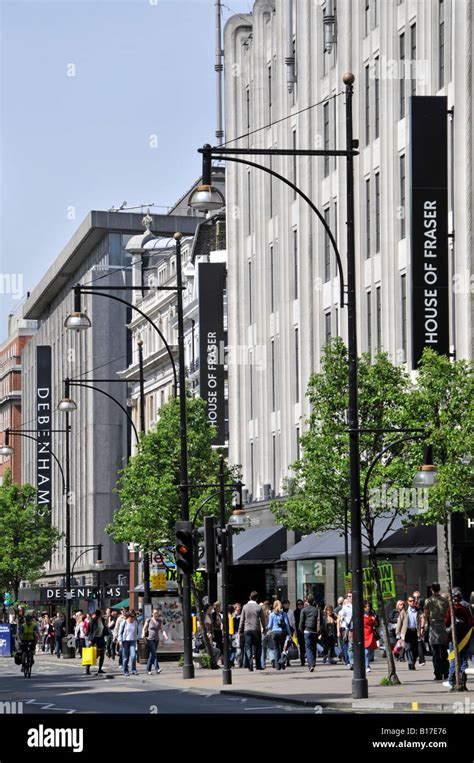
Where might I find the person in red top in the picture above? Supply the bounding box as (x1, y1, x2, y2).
(444, 589, 473, 690)
(363, 601, 379, 673)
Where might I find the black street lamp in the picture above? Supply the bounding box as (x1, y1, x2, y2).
(64, 232, 195, 679)
(189, 73, 368, 698)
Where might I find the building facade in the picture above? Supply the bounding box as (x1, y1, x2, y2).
(0, 309, 36, 484)
(21, 210, 197, 596)
(224, 0, 473, 599)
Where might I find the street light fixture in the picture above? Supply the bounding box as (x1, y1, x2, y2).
(413, 444, 437, 489)
(64, 290, 91, 331)
(188, 156, 225, 212)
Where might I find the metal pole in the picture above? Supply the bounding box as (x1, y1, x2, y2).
(219, 455, 231, 685)
(175, 232, 195, 680)
(344, 72, 368, 699)
(137, 339, 151, 613)
(64, 413, 73, 658)
(344, 497, 349, 576)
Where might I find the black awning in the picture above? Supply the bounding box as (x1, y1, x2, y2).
(231, 525, 287, 565)
(376, 524, 437, 554)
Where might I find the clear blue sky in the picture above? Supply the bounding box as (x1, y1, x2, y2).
(0, 0, 253, 341)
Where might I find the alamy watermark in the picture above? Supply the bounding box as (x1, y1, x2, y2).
(0, 273, 23, 300)
(368, 485, 430, 513)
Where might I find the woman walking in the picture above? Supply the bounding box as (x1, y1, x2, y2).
(119, 611, 139, 676)
(363, 602, 379, 672)
(267, 600, 291, 670)
(143, 609, 163, 675)
(320, 605, 338, 664)
(211, 602, 223, 661)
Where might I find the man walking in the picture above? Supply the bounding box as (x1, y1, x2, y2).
(299, 594, 321, 672)
(424, 582, 449, 681)
(238, 591, 266, 671)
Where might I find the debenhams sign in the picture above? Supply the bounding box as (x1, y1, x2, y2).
(40, 586, 127, 602)
(410, 96, 449, 367)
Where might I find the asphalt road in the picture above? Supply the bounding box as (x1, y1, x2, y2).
(0, 657, 316, 715)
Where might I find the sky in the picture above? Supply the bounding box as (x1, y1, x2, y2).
(0, 0, 253, 342)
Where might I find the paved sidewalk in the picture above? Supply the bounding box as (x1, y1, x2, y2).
(32, 652, 473, 713)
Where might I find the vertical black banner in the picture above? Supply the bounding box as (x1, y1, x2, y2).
(198, 262, 226, 445)
(410, 95, 449, 367)
(36, 346, 52, 520)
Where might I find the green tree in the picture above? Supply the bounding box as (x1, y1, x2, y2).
(107, 395, 238, 547)
(400, 350, 473, 691)
(0, 469, 61, 603)
(272, 338, 421, 684)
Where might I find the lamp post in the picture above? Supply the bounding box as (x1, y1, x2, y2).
(189, 73, 368, 698)
(64, 231, 195, 679)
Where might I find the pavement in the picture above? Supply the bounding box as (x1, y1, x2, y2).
(2, 651, 472, 714)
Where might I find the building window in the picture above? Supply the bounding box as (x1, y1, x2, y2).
(324, 207, 331, 282)
(401, 273, 407, 359)
(246, 85, 250, 145)
(323, 102, 330, 177)
(271, 339, 276, 412)
(367, 291, 372, 356)
(292, 129, 297, 198)
(325, 312, 332, 345)
(374, 56, 380, 139)
(439, 0, 445, 89)
(375, 171, 381, 253)
(366, 177, 371, 258)
(294, 327, 300, 403)
(248, 259, 253, 325)
(399, 32, 405, 119)
(247, 171, 252, 235)
(296, 426, 301, 460)
(268, 63, 272, 122)
(399, 154, 406, 240)
(373, 0, 378, 28)
(410, 23, 417, 97)
(365, 64, 370, 145)
(249, 350, 254, 419)
(293, 228, 298, 300)
(335, 306, 339, 336)
(270, 243, 275, 312)
(269, 154, 274, 219)
(376, 285, 382, 352)
(364, 0, 370, 37)
(250, 441, 254, 499)
(272, 434, 277, 495)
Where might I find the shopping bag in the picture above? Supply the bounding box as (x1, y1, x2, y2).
(81, 646, 97, 666)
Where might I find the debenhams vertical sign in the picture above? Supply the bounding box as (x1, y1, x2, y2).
(410, 96, 449, 367)
(37, 346, 52, 520)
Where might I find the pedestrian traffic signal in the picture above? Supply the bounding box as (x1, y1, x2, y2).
(175, 520, 194, 575)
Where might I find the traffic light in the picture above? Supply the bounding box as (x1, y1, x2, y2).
(175, 520, 194, 575)
(3, 592, 12, 607)
(226, 524, 234, 567)
(203, 516, 217, 574)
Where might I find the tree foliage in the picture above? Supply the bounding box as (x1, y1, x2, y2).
(107, 395, 239, 548)
(0, 470, 61, 599)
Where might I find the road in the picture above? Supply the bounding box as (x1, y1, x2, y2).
(0, 655, 316, 715)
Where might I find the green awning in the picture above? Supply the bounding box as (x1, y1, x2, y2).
(112, 598, 129, 609)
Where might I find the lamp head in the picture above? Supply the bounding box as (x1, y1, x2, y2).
(188, 184, 225, 212)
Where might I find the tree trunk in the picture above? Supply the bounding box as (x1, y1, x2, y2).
(368, 540, 401, 685)
(443, 520, 464, 691)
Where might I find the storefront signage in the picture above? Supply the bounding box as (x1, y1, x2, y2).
(345, 562, 396, 608)
(36, 346, 52, 520)
(198, 262, 226, 445)
(39, 586, 128, 602)
(410, 96, 449, 367)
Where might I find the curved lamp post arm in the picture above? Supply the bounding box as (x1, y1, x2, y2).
(191, 490, 221, 528)
(78, 288, 178, 397)
(362, 434, 429, 511)
(71, 548, 92, 578)
(8, 430, 66, 495)
(70, 381, 139, 444)
(209, 155, 346, 307)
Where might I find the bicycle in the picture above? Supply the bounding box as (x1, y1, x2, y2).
(21, 641, 35, 679)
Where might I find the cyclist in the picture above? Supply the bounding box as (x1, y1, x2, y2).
(18, 614, 39, 673)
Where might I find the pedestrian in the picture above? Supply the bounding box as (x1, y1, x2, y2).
(337, 593, 353, 668)
(443, 589, 473, 691)
(320, 604, 338, 664)
(105, 609, 116, 658)
(299, 594, 321, 672)
(267, 600, 292, 670)
(412, 590, 426, 666)
(113, 608, 127, 666)
(238, 591, 266, 671)
(82, 613, 92, 647)
(334, 596, 345, 660)
(41, 614, 52, 653)
(423, 582, 449, 681)
(53, 613, 66, 658)
(260, 601, 272, 668)
(74, 611, 84, 656)
(232, 603, 244, 668)
(388, 600, 406, 659)
(86, 608, 108, 675)
(396, 594, 421, 670)
(363, 602, 379, 673)
(211, 601, 223, 662)
(142, 608, 163, 675)
(119, 611, 139, 676)
(294, 599, 306, 666)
